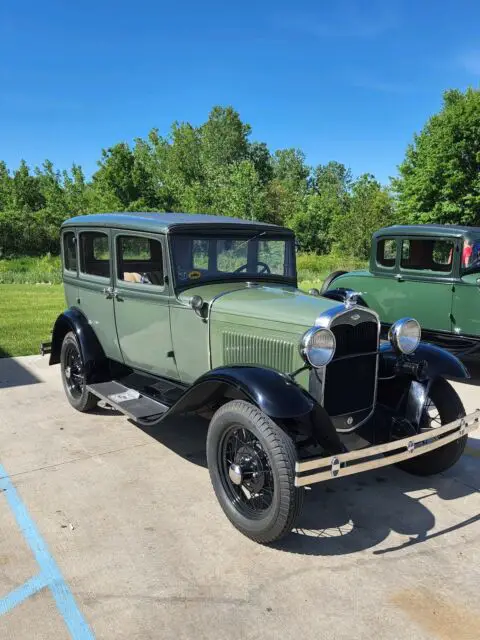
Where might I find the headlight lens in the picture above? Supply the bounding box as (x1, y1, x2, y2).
(388, 317, 421, 354)
(299, 327, 336, 368)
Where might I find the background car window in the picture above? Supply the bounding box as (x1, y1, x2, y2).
(401, 239, 454, 273)
(63, 232, 77, 272)
(376, 238, 397, 267)
(117, 235, 164, 285)
(79, 231, 110, 278)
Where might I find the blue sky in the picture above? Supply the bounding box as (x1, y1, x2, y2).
(0, 0, 479, 184)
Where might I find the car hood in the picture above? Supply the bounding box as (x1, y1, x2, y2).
(179, 282, 338, 332)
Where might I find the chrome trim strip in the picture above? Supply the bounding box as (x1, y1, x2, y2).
(314, 303, 381, 431)
(294, 410, 480, 487)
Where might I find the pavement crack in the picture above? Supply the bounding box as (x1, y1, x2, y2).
(0, 442, 152, 480)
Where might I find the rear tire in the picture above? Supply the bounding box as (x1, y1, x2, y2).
(396, 378, 467, 476)
(206, 400, 304, 544)
(60, 332, 98, 412)
(320, 270, 347, 294)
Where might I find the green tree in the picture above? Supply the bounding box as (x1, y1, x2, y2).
(333, 174, 394, 259)
(92, 143, 138, 209)
(394, 87, 480, 225)
(200, 106, 251, 168)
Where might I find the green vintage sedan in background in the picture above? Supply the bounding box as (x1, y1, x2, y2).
(323, 224, 480, 356)
(42, 213, 479, 544)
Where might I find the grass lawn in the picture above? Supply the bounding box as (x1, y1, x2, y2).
(0, 285, 65, 357)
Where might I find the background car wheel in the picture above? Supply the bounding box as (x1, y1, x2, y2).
(60, 331, 98, 412)
(396, 377, 467, 476)
(206, 400, 304, 544)
(320, 270, 347, 294)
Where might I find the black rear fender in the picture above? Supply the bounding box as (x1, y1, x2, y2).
(167, 366, 345, 455)
(50, 308, 109, 383)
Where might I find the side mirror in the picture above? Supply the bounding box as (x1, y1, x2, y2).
(189, 295, 205, 317)
(308, 288, 320, 296)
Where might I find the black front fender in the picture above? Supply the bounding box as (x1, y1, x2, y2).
(50, 307, 108, 382)
(167, 365, 345, 455)
(380, 341, 469, 380)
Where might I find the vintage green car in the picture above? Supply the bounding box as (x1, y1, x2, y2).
(322, 224, 480, 355)
(44, 213, 479, 544)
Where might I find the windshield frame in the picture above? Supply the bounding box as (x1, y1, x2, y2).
(168, 229, 297, 292)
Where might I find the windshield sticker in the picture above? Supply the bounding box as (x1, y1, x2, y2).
(188, 270, 202, 280)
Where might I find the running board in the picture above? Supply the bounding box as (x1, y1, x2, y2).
(87, 381, 168, 421)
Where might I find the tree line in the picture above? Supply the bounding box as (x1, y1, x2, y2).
(1, 88, 479, 259)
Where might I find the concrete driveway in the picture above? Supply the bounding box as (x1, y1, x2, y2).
(0, 355, 478, 639)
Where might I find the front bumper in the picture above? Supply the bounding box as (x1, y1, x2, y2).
(295, 410, 480, 487)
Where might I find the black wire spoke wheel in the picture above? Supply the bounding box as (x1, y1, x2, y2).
(396, 377, 467, 476)
(207, 400, 304, 544)
(423, 398, 442, 430)
(60, 332, 97, 412)
(64, 342, 85, 398)
(221, 425, 274, 518)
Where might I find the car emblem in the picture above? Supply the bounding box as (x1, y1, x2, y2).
(350, 313, 360, 321)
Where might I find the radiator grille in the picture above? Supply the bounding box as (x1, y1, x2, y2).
(323, 320, 378, 416)
(223, 331, 295, 372)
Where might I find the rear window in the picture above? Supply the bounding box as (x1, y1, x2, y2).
(376, 238, 397, 268)
(401, 238, 454, 273)
(63, 232, 77, 272)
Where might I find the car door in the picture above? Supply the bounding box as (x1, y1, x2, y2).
(77, 228, 123, 362)
(112, 230, 178, 379)
(451, 237, 480, 338)
(386, 236, 456, 333)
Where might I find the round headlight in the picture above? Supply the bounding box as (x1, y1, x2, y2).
(388, 317, 421, 355)
(299, 327, 336, 368)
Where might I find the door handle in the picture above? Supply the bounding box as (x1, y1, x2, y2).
(103, 286, 114, 298)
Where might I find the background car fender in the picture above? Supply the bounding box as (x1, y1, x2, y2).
(49, 307, 109, 382)
(167, 365, 345, 455)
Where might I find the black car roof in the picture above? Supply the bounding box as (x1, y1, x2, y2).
(374, 224, 480, 241)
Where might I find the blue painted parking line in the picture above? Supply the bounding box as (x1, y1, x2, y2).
(0, 463, 95, 639)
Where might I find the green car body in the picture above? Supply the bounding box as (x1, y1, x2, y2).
(324, 224, 480, 355)
(45, 213, 479, 544)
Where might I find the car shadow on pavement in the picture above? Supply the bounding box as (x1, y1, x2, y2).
(276, 466, 480, 556)
(133, 412, 480, 558)
(0, 351, 41, 389)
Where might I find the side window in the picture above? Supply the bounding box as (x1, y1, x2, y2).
(117, 235, 164, 286)
(376, 238, 397, 268)
(63, 231, 77, 272)
(401, 238, 454, 273)
(79, 231, 110, 278)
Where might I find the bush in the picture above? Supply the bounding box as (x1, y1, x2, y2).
(0, 255, 62, 284)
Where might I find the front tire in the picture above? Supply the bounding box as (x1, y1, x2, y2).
(397, 378, 467, 476)
(206, 400, 304, 544)
(60, 332, 98, 412)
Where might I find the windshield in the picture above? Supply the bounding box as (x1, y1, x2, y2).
(171, 233, 296, 288)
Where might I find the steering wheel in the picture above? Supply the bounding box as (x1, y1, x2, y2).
(233, 261, 271, 275)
